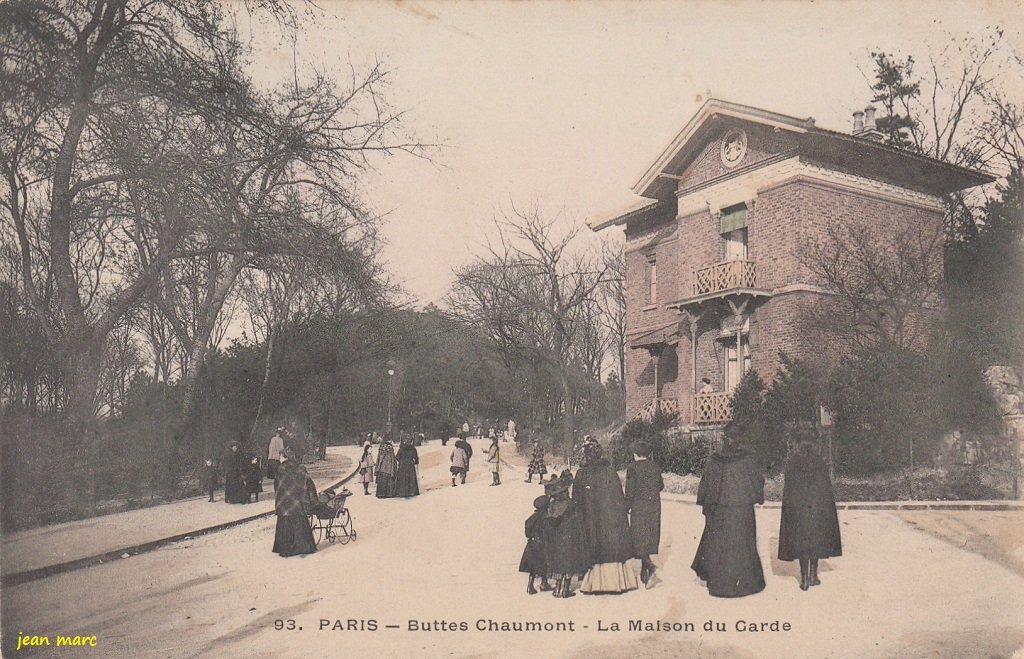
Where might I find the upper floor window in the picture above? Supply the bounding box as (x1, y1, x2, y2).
(720, 204, 748, 261)
(647, 255, 658, 303)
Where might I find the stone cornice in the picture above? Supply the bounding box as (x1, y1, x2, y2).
(675, 157, 946, 219)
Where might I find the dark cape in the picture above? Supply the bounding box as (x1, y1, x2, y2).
(393, 444, 420, 497)
(375, 441, 397, 498)
(625, 458, 664, 556)
(572, 458, 633, 566)
(546, 497, 588, 575)
(518, 510, 551, 574)
(272, 460, 316, 556)
(224, 450, 248, 503)
(455, 438, 473, 466)
(778, 446, 842, 561)
(691, 447, 766, 598)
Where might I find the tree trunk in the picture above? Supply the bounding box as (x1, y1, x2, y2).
(558, 368, 574, 452)
(62, 338, 104, 429)
(249, 325, 277, 443)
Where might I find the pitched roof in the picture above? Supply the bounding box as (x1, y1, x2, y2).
(631, 98, 994, 200)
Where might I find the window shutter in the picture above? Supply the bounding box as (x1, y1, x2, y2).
(719, 205, 747, 234)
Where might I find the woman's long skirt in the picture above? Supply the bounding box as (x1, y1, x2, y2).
(691, 505, 765, 598)
(273, 514, 317, 556)
(580, 561, 638, 594)
(393, 463, 419, 497)
(375, 473, 396, 499)
(225, 473, 248, 504)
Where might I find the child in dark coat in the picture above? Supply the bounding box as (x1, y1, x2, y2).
(203, 459, 218, 502)
(246, 456, 264, 503)
(520, 495, 553, 594)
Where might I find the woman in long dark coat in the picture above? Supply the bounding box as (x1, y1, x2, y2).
(625, 440, 664, 587)
(779, 439, 842, 590)
(224, 441, 248, 504)
(272, 450, 317, 557)
(393, 437, 420, 497)
(691, 437, 766, 598)
(573, 443, 638, 595)
(546, 473, 587, 598)
(375, 437, 397, 498)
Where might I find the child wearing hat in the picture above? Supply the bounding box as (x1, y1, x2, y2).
(520, 495, 553, 594)
(546, 472, 587, 598)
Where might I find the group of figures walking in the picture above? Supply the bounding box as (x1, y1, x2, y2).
(212, 441, 264, 505)
(207, 427, 291, 505)
(520, 434, 842, 599)
(518, 440, 663, 597)
(357, 435, 421, 498)
(691, 435, 843, 596)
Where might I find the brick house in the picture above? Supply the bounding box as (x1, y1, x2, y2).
(591, 99, 992, 430)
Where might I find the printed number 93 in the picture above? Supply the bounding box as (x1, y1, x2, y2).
(274, 620, 298, 631)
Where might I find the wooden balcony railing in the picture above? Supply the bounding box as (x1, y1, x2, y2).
(693, 259, 758, 297)
(633, 397, 680, 423)
(693, 391, 733, 424)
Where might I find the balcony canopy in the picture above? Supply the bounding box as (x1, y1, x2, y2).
(629, 322, 680, 350)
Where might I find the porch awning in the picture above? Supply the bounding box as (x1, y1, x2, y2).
(628, 323, 679, 349)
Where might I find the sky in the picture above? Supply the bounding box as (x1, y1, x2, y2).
(241, 0, 1024, 307)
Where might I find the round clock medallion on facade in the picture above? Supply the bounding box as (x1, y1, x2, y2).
(721, 128, 748, 167)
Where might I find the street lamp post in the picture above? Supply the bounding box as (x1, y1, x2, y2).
(386, 368, 395, 433)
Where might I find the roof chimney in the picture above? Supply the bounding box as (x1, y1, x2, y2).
(864, 105, 877, 130)
(852, 110, 864, 134)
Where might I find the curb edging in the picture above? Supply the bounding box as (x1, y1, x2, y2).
(2, 462, 360, 588)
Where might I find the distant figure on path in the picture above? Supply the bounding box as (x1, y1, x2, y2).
(358, 441, 375, 495)
(267, 428, 286, 483)
(224, 441, 248, 504)
(203, 459, 218, 502)
(519, 495, 553, 594)
(246, 456, 263, 503)
(506, 418, 516, 442)
(272, 449, 317, 557)
(573, 443, 637, 595)
(394, 437, 420, 497)
(450, 441, 469, 486)
(691, 435, 766, 598)
(375, 435, 397, 499)
(625, 440, 664, 587)
(487, 435, 501, 485)
(779, 437, 842, 590)
(525, 439, 547, 483)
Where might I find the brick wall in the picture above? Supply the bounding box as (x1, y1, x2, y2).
(623, 132, 947, 424)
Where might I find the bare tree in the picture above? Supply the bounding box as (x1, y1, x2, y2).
(597, 239, 626, 387)
(448, 203, 612, 445)
(802, 216, 945, 352)
(0, 0, 291, 424)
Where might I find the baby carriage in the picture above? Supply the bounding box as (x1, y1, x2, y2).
(307, 487, 357, 545)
